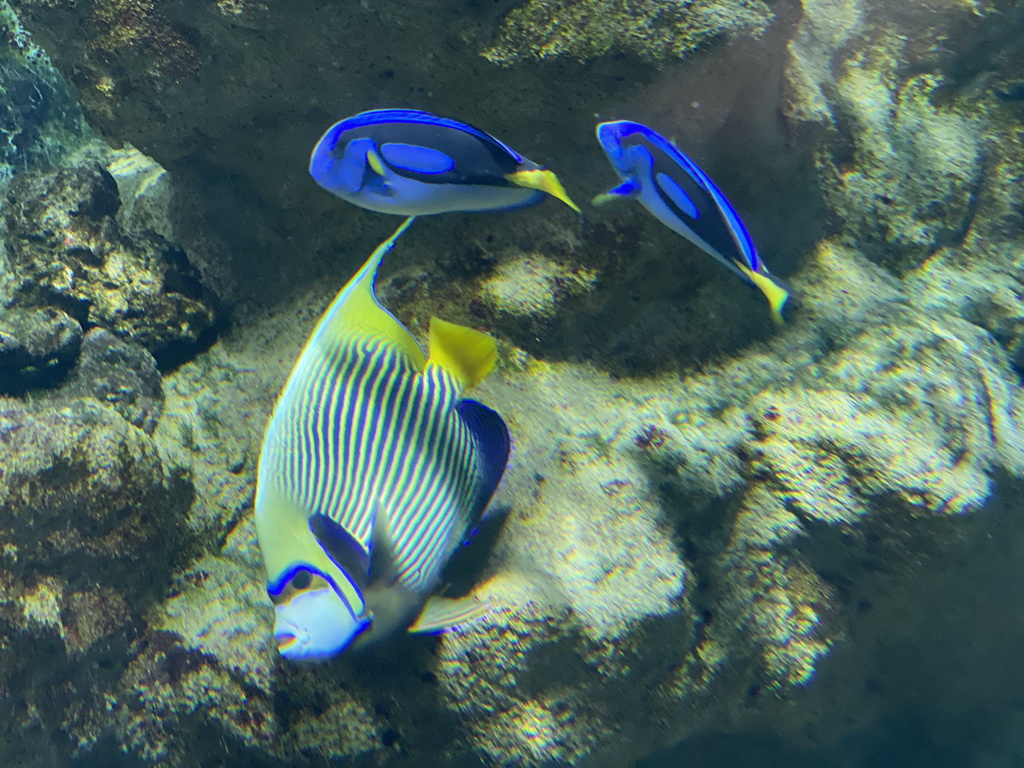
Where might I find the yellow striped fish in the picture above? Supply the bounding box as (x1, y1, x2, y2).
(255, 217, 510, 661)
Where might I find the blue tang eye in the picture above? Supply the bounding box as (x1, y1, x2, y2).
(655, 172, 700, 220)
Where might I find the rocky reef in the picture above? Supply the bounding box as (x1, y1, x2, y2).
(484, 0, 773, 65)
(1, 0, 1024, 765)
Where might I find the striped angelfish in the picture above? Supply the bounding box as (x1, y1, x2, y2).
(255, 217, 510, 661)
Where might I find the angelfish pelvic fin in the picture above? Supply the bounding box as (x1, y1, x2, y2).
(408, 595, 491, 635)
(369, 499, 400, 584)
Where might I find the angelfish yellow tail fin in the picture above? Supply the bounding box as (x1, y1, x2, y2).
(428, 317, 497, 389)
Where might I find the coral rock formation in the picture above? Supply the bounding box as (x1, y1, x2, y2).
(1, 160, 217, 356)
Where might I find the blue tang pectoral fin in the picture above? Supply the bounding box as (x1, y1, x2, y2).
(593, 178, 641, 206)
(310, 135, 380, 197)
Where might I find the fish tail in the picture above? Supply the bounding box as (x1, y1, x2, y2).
(427, 317, 497, 390)
(506, 168, 581, 213)
(734, 260, 791, 325)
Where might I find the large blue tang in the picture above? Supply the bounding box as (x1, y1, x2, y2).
(594, 120, 790, 324)
(254, 217, 511, 661)
(310, 108, 579, 216)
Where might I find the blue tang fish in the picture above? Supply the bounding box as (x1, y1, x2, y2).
(255, 217, 511, 661)
(310, 108, 580, 216)
(594, 120, 790, 324)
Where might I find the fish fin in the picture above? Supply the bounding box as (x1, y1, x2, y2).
(427, 317, 497, 390)
(506, 168, 580, 212)
(314, 217, 426, 367)
(369, 499, 400, 584)
(592, 178, 641, 205)
(654, 172, 699, 219)
(335, 137, 377, 194)
(309, 514, 370, 587)
(733, 261, 791, 325)
(379, 142, 456, 175)
(408, 595, 491, 634)
(367, 147, 387, 177)
(457, 399, 510, 519)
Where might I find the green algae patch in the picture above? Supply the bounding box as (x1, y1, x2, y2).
(484, 0, 773, 65)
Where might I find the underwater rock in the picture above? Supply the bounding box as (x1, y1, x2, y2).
(113, 539, 279, 765)
(481, 253, 598, 341)
(826, 64, 983, 273)
(1, 160, 218, 357)
(0, 397, 192, 595)
(782, 0, 1009, 274)
(0, 305, 82, 392)
(484, 0, 773, 64)
(59, 328, 163, 434)
(0, 0, 92, 184)
(0, 395, 194, 764)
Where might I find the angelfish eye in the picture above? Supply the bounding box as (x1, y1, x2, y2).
(292, 570, 313, 590)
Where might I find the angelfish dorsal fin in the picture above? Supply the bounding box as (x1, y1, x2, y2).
(312, 217, 425, 368)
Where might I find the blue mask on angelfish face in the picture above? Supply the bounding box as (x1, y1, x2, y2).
(271, 568, 371, 661)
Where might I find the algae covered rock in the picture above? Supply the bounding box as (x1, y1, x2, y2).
(782, 0, 1011, 274)
(481, 253, 598, 340)
(0, 397, 192, 593)
(59, 328, 163, 434)
(113, 546, 279, 764)
(485, 0, 773, 65)
(0, 305, 82, 392)
(0, 0, 91, 184)
(0, 396, 195, 764)
(1, 160, 217, 357)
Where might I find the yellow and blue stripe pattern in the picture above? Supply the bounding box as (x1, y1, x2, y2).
(261, 335, 483, 591)
(255, 217, 509, 659)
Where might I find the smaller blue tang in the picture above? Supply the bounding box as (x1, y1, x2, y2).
(594, 120, 790, 324)
(310, 108, 579, 216)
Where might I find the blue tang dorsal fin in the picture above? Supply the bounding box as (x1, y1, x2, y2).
(312, 216, 424, 367)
